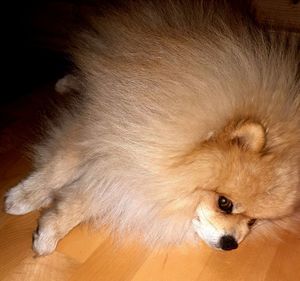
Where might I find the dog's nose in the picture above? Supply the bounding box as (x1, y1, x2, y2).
(219, 235, 238, 251)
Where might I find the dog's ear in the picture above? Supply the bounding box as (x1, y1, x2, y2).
(231, 121, 266, 152)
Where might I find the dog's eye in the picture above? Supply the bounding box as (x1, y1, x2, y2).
(247, 219, 257, 227)
(218, 196, 233, 214)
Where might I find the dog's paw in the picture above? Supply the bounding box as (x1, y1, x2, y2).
(4, 185, 35, 215)
(32, 227, 58, 256)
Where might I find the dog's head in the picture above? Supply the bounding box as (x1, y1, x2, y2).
(189, 120, 300, 250)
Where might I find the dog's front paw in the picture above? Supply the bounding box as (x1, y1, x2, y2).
(32, 226, 58, 256)
(4, 185, 35, 215)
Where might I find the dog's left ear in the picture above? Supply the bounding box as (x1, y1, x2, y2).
(231, 121, 266, 152)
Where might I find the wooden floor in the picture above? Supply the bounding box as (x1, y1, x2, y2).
(1, 91, 300, 281)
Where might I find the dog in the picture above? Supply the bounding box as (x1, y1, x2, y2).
(4, 0, 300, 255)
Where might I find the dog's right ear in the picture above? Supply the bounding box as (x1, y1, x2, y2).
(230, 121, 266, 152)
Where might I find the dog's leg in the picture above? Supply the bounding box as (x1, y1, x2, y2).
(32, 188, 90, 256)
(4, 170, 55, 215)
(5, 153, 80, 215)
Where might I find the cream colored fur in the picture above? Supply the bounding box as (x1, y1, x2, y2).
(5, 0, 300, 255)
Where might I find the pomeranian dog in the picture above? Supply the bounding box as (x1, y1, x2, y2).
(5, 0, 300, 255)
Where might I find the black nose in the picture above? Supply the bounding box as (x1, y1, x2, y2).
(219, 235, 238, 251)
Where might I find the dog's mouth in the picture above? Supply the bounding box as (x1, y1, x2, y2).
(192, 218, 239, 251)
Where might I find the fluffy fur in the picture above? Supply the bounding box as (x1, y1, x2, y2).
(5, 0, 300, 255)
